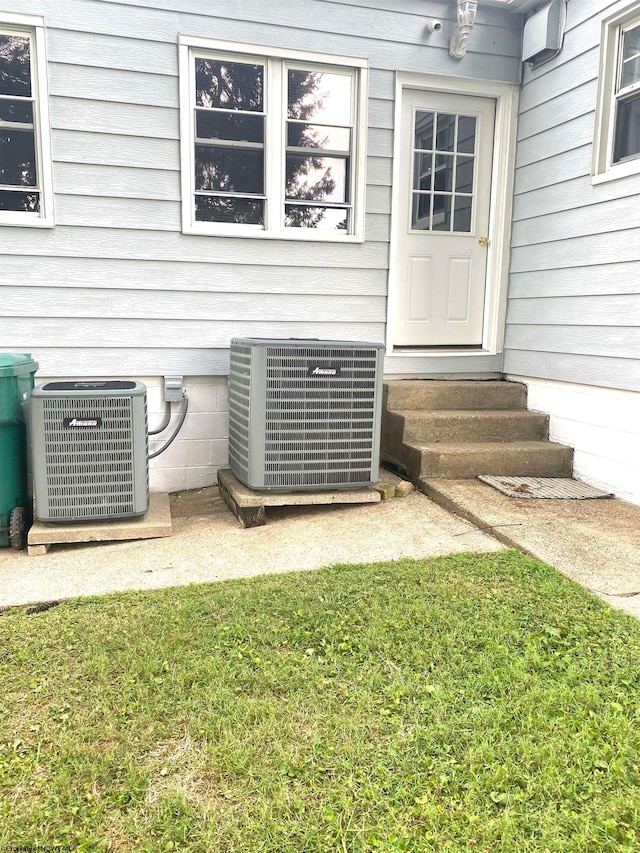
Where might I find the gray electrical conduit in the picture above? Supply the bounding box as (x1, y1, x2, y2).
(149, 401, 171, 435)
(148, 393, 189, 459)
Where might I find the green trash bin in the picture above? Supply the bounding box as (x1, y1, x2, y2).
(0, 353, 39, 549)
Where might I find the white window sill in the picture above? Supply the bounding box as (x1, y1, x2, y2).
(182, 224, 364, 243)
(0, 214, 54, 228)
(592, 156, 640, 185)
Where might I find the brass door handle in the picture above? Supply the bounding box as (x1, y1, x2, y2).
(478, 236, 489, 247)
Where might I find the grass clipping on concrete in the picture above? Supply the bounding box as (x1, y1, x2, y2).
(2, 551, 640, 852)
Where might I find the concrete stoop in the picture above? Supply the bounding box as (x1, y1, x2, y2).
(381, 380, 574, 481)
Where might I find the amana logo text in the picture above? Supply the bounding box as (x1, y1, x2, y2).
(63, 417, 102, 428)
(308, 364, 341, 377)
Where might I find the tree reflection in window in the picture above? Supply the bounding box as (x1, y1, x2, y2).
(285, 69, 352, 230)
(192, 58, 354, 230)
(194, 58, 265, 224)
(0, 32, 40, 213)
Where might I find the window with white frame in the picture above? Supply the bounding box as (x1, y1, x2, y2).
(179, 38, 367, 240)
(613, 19, 640, 163)
(593, 3, 640, 181)
(0, 15, 53, 225)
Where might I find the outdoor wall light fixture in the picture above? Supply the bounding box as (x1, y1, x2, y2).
(449, 0, 479, 60)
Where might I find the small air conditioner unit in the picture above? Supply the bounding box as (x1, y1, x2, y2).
(228, 338, 385, 491)
(30, 380, 149, 523)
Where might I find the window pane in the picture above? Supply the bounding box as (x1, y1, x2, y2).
(195, 196, 263, 224)
(0, 35, 31, 97)
(432, 194, 452, 231)
(0, 128, 37, 186)
(195, 59, 263, 111)
(457, 116, 476, 153)
(623, 24, 640, 60)
(195, 146, 264, 193)
(453, 196, 472, 232)
(285, 154, 348, 203)
(285, 205, 348, 230)
(415, 111, 434, 151)
(455, 156, 475, 193)
(434, 153, 454, 193)
(436, 114, 456, 152)
(622, 55, 640, 88)
(613, 94, 640, 162)
(411, 193, 431, 230)
(288, 70, 351, 124)
(196, 111, 263, 143)
(0, 189, 39, 211)
(0, 99, 33, 124)
(413, 152, 433, 191)
(287, 123, 350, 151)
(622, 25, 640, 87)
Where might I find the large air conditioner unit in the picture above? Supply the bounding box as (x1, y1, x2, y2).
(30, 380, 149, 523)
(229, 338, 385, 491)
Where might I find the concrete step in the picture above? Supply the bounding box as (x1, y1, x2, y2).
(395, 408, 549, 443)
(390, 439, 574, 480)
(390, 409, 549, 442)
(384, 380, 527, 412)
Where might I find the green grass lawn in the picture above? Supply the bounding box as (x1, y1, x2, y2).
(2, 551, 640, 852)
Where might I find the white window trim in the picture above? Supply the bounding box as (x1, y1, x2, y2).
(178, 35, 368, 242)
(592, 1, 640, 184)
(0, 13, 53, 227)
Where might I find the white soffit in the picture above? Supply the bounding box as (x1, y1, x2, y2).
(476, 0, 536, 12)
(506, 0, 546, 11)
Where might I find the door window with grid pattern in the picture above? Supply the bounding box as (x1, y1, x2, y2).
(411, 110, 477, 234)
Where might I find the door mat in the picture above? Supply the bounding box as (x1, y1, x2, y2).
(478, 476, 614, 500)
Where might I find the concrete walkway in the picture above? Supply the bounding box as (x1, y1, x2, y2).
(0, 485, 504, 609)
(423, 479, 640, 619)
(1, 476, 639, 619)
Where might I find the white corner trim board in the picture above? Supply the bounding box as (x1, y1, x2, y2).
(506, 375, 640, 507)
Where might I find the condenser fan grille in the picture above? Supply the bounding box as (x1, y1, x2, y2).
(228, 343, 252, 486)
(263, 345, 379, 488)
(228, 339, 384, 491)
(39, 396, 145, 519)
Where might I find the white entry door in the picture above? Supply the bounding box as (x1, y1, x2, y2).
(393, 89, 496, 347)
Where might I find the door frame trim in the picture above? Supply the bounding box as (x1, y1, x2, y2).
(387, 72, 519, 359)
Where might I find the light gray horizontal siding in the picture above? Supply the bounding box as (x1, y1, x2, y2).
(517, 80, 597, 142)
(366, 157, 393, 186)
(505, 325, 640, 359)
(31, 348, 232, 376)
(509, 263, 640, 299)
(49, 62, 178, 107)
(504, 0, 640, 393)
(50, 97, 179, 139)
(2, 257, 389, 294)
(513, 172, 640, 220)
(53, 162, 181, 200)
(3, 227, 390, 267)
(51, 129, 180, 170)
(510, 229, 640, 273)
(2, 319, 386, 349)
(507, 295, 640, 327)
(515, 112, 595, 170)
(511, 193, 640, 246)
(2, 0, 520, 377)
(5, 287, 385, 322)
(504, 351, 640, 393)
(55, 195, 182, 231)
(46, 29, 179, 74)
(514, 144, 592, 194)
